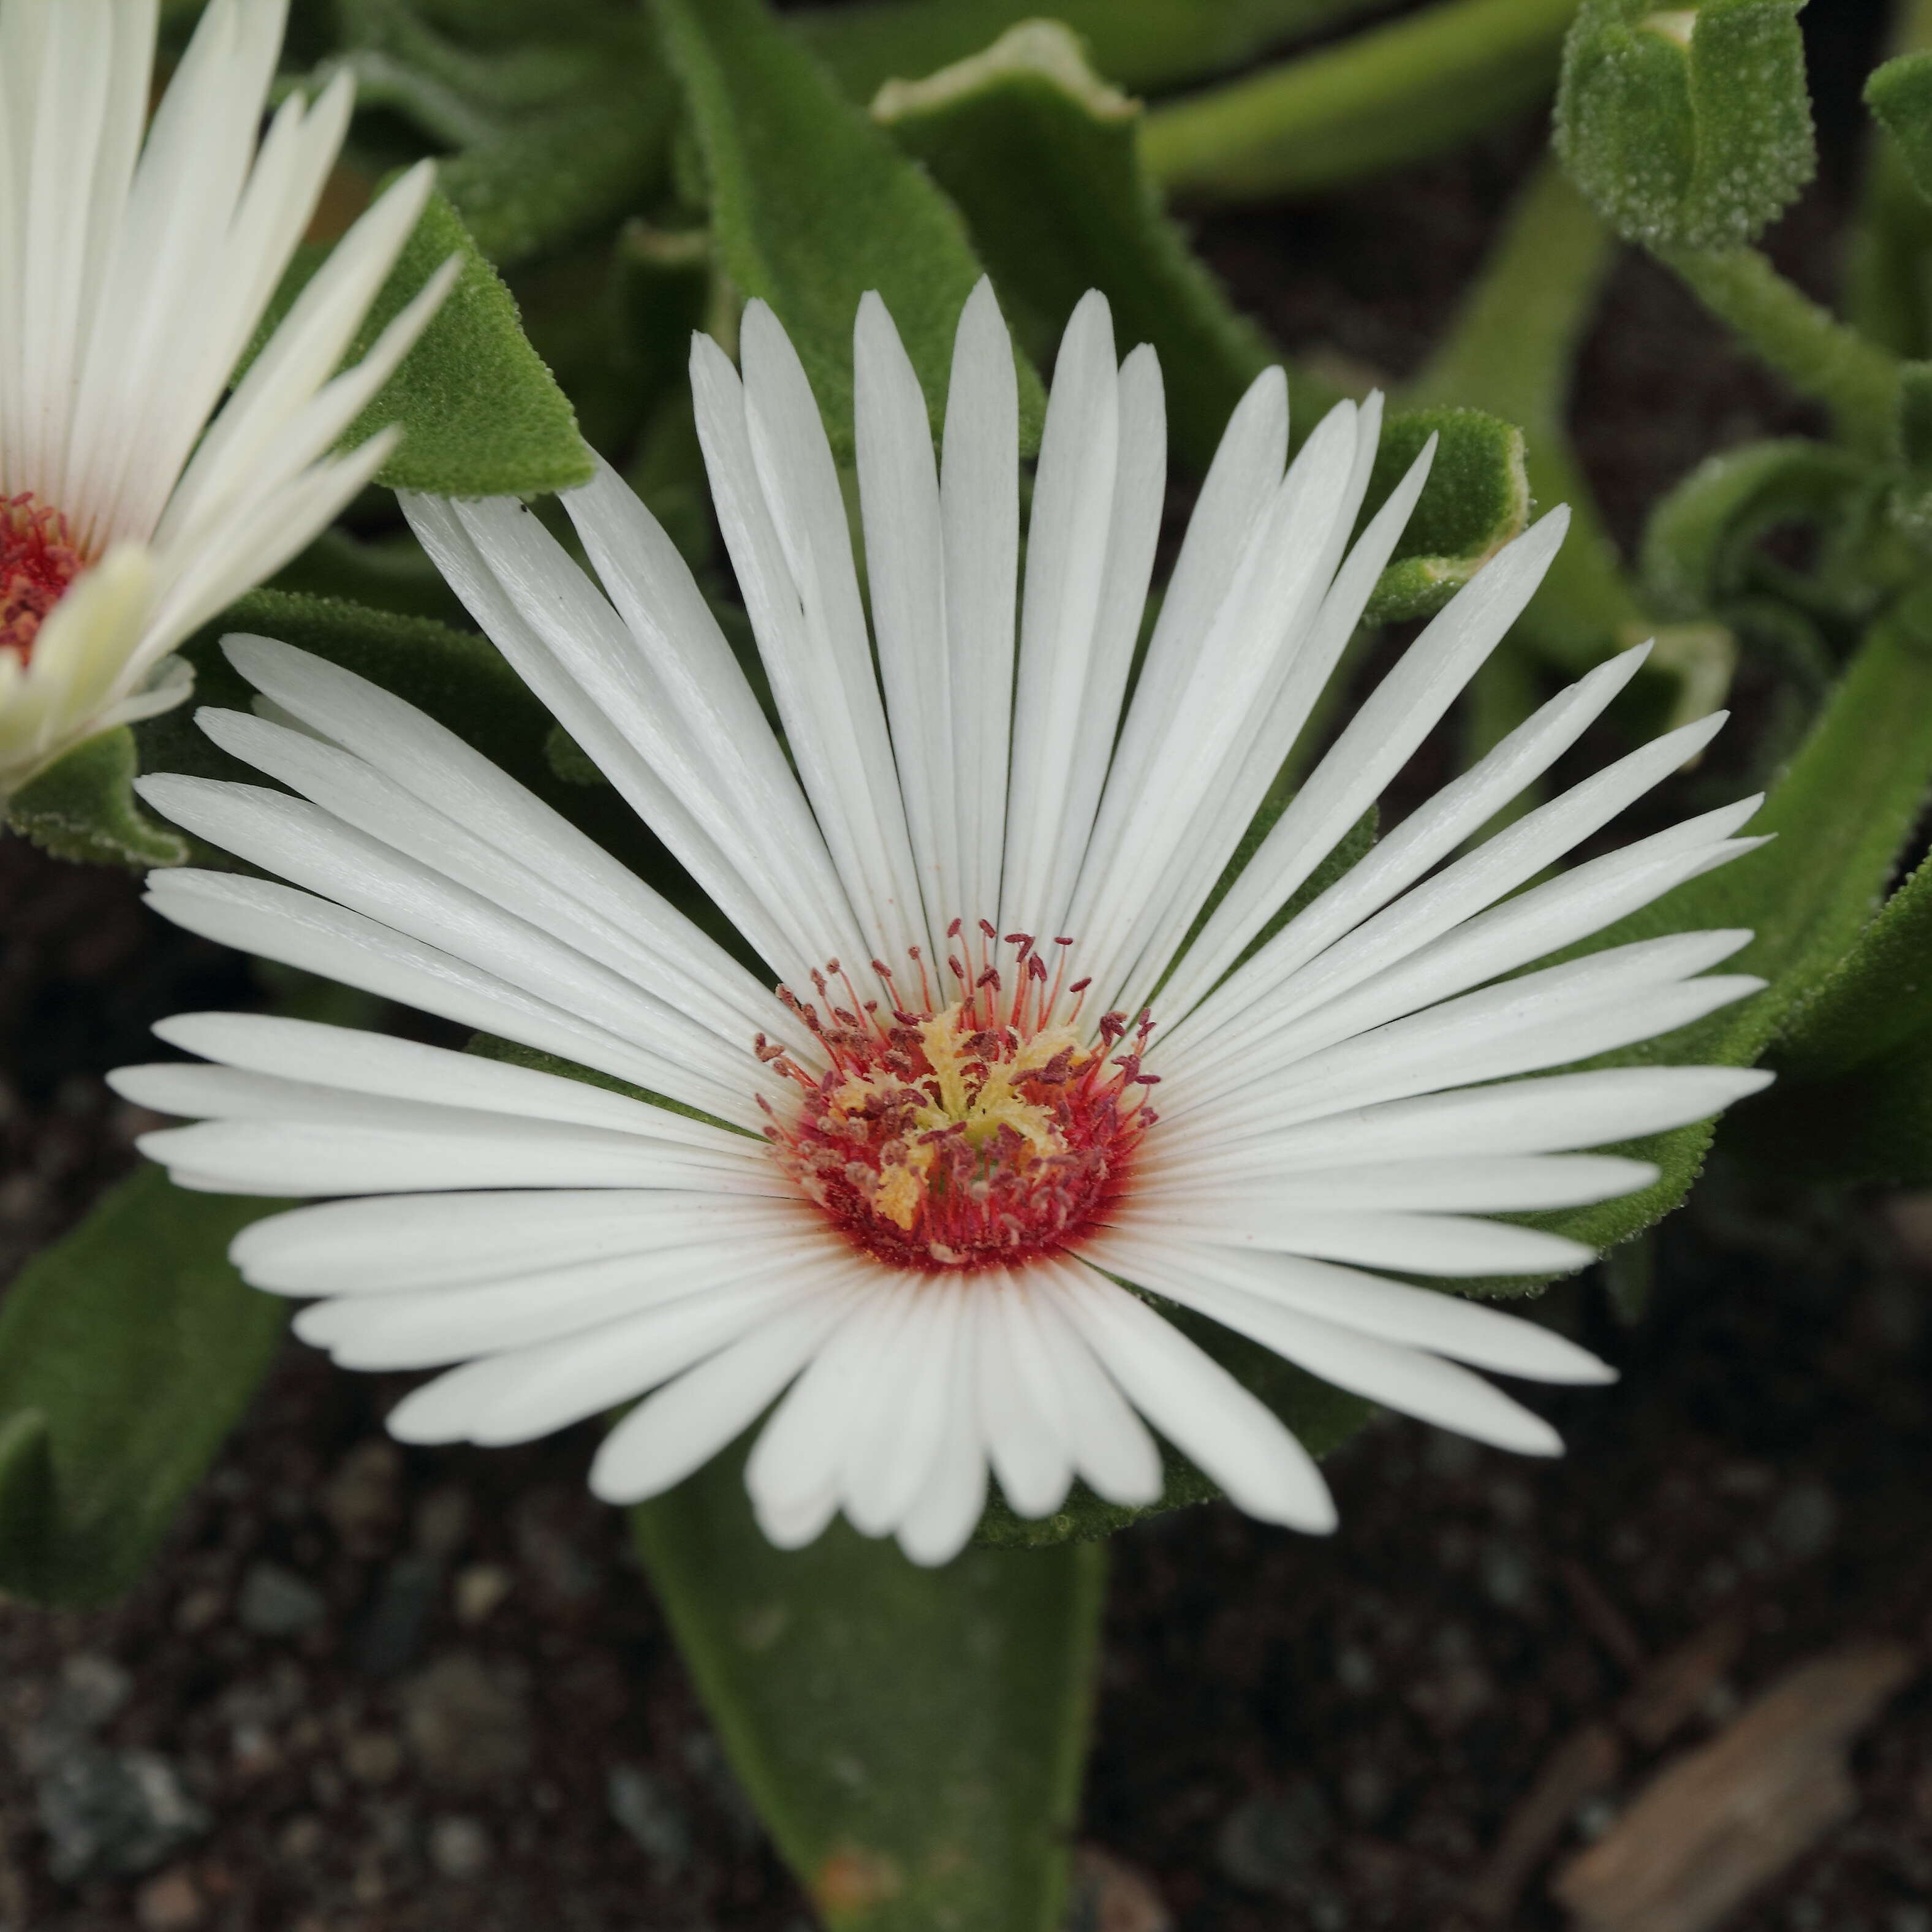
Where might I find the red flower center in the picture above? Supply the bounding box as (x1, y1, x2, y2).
(760, 922, 1159, 1273)
(1, 493, 84, 661)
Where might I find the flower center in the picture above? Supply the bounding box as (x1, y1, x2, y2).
(760, 922, 1159, 1273)
(1, 493, 85, 662)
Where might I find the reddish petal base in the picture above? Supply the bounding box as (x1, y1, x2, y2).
(1, 493, 83, 661)
(761, 923, 1158, 1273)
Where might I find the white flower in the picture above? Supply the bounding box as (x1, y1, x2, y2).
(0, 0, 455, 801)
(117, 284, 1770, 1565)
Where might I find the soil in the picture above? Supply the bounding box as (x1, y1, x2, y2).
(4, 4, 1930, 1930)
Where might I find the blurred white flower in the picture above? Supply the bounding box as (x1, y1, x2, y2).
(0, 0, 454, 800)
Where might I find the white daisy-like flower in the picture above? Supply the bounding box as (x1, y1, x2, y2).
(117, 284, 1771, 1564)
(0, 0, 455, 801)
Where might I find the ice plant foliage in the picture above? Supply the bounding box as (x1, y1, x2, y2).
(0, 0, 454, 800)
(119, 284, 1773, 1564)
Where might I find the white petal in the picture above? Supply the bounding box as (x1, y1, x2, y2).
(1161, 507, 1570, 1022)
(977, 1272, 1074, 1517)
(841, 1279, 965, 1537)
(218, 634, 786, 1045)
(940, 279, 1021, 927)
(857, 290, 956, 923)
(1001, 290, 1120, 939)
(590, 1287, 858, 1504)
(1026, 1265, 1164, 1506)
(730, 305, 928, 961)
(1057, 1265, 1335, 1531)
(1139, 1209, 1593, 1278)
(1157, 644, 1651, 1055)
(1134, 1152, 1658, 1216)
(138, 786, 756, 1127)
(895, 1296, 990, 1566)
(1086, 1229, 1613, 1384)
(142, 869, 723, 1112)
(387, 1276, 809, 1447)
(745, 1286, 900, 1535)
(290, 1227, 808, 1369)
(1153, 1065, 1774, 1186)
(138, 1113, 780, 1199)
(1125, 1264, 1565, 1455)
(141, 1011, 756, 1151)
(1171, 935, 1764, 1151)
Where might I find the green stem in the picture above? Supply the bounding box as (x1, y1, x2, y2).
(1659, 244, 1904, 457)
(797, 0, 1393, 100)
(1407, 161, 1651, 674)
(1139, 0, 1574, 203)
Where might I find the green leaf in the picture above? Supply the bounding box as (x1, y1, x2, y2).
(260, 188, 592, 495)
(4, 726, 190, 870)
(1359, 408, 1531, 623)
(1139, 0, 1574, 204)
(1555, 0, 1816, 251)
(1867, 52, 1932, 208)
(1847, 20, 1932, 357)
(798, 0, 1395, 98)
(323, 1, 672, 267)
(1770, 843, 1932, 1080)
(649, 0, 1045, 460)
(631, 1444, 1104, 1932)
(0, 1168, 284, 1607)
(871, 20, 1338, 473)
(436, 76, 671, 268)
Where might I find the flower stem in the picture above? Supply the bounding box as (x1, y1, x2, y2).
(798, 0, 1393, 101)
(1139, 0, 1575, 203)
(1407, 161, 1649, 673)
(1657, 244, 1903, 458)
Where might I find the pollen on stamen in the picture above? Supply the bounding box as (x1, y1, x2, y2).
(1, 494, 85, 661)
(759, 929, 1157, 1273)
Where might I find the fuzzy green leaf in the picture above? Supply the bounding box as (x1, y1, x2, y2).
(872, 20, 1337, 473)
(436, 76, 671, 268)
(5, 726, 190, 870)
(799, 0, 1392, 98)
(650, 0, 1045, 460)
(262, 188, 591, 495)
(1555, 0, 1816, 251)
(1360, 408, 1531, 624)
(322, 3, 672, 265)
(1770, 844, 1932, 1080)
(1867, 52, 1932, 210)
(1140, 0, 1574, 204)
(632, 1445, 1103, 1932)
(0, 1169, 284, 1607)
